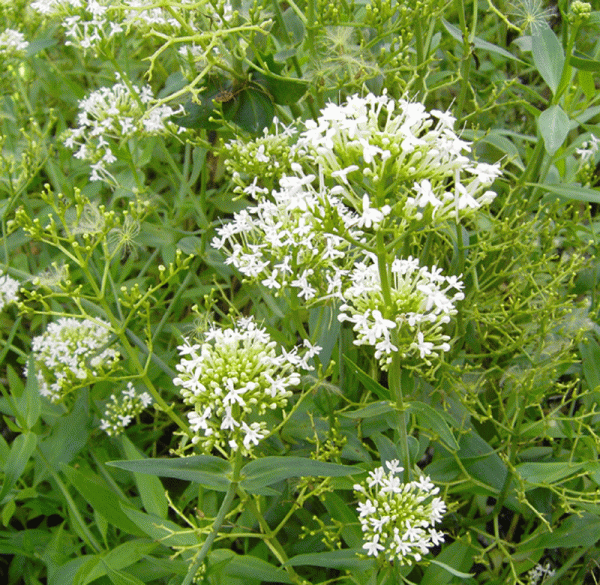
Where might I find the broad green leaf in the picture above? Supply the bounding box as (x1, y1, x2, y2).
(538, 105, 570, 155)
(37, 393, 92, 480)
(516, 461, 586, 486)
(442, 20, 525, 63)
(51, 557, 98, 585)
(82, 540, 159, 585)
(240, 457, 358, 493)
(120, 436, 168, 519)
(408, 401, 459, 450)
(322, 492, 363, 548)
(530, 182, 600, 204)
(209, 550, 294, 583)
(342, 356, 389, 400)
(532, 23, 565, 94)
(231, 87, 274, 134)
(106, 455, 232, 492)
(121, 506, 199, 548)
(0, 432, 37, 504)
(252, 70, 308, 105)
(285, 548, 372, 570)
(61, 465, 146, 537)
(579, 69, 596, 100)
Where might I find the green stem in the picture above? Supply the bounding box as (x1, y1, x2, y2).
(454, 0, 473, 122)
(375, 232, 411, 481)
(181, 451, 243, 585)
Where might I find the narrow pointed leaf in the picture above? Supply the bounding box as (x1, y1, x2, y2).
(0, 432, 37, 504)
(240, 456, 358, 493)
(106, 455, 232, 492)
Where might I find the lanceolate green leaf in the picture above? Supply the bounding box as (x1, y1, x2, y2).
(530, 182, 600, 204)
(285, 549, 373, 570)
(120, 436, 168, 519)
(209, 550, 294, 584)
(240, 457, 358, 493)
(532, 23, 565, 94)
(342, 356, 390, 400)
(0, 432, 37, 505)
(106, 455, 232, 492)
(408, 401, 458, 450)
(61, 465, 147, 537)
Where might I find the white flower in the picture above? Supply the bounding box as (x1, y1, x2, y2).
(0, 272, 19, 311)
(363, 534, 386, 556)
(357, 194, 391, 229)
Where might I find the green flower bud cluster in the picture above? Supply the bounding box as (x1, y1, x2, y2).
(354, 460, 446, 564)
(223, 118, 300, 192)
(174, 316, 315, 455)
(100, 382, 153, 437)
(569, 1, 591, 20)
(26, 317, 121, 403)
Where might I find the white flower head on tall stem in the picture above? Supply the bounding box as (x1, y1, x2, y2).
(26, 317, 121, 403)
(297, 92, 501, 225)
(174, 317, 318, 456)
(354, 461, 446, 565)
(339, 255, 463, 370)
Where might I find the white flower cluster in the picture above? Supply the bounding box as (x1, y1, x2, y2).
(297, 92, 501, 223)
(122, 0, 198, 33)
(526, 562, 555, 585)
(31, 0, 124, 53)
(576, 133, 600, 163)
(26, 317, 120, 402)
(99, 382, 153, 437)
(339, 255, 464, 369)
(0, 29, 29, 57)
(211, 169, 364, 302)
(63, 77, 183, 182)
(0, 272, 19, 311)
(354, 460, 446, 564)
(174, 317, 319, 455)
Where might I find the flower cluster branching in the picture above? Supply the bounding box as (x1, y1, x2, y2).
(100, 381, 153, 436)
(63, 76, 184, 183)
